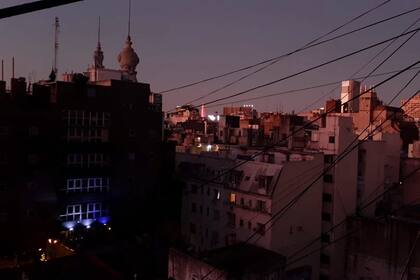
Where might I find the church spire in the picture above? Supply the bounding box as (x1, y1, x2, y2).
(93, 16, 104, 69)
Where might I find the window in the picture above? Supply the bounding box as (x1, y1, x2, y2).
(256, 223, 266, 235)
(206, 207, 209, 216)
(227, 212, 235, 227)
(65, 204, 82, 221)
(87, 203, 101, 219)
(191, 203, 197, 213)
(190, 223, 196, 234)
(240, 198, 244, 206)
(128, 128, 136, 138)
(324, 155, 334, 164)
(229, 193, 236, 204)
(199, 205, 203, 215)
(128, 153, 136, 161)
(321, 233, 330, 243)
(319, 273, 329, 280)
(248, 199, 253, 208)
(328, 136, 335, 144)
(66, 179, 83, 192)
(239, 219, 244, 227)
(256, 200, 266, 211)
(0, 125, 9, 136)
(0, 153, 8, 164)
(211, 231, 219, 246)
(322, 212, 331, 222)
(27, 154, 39, 165)
(191, 184, 198, 194)
(323, 193, 333, 203)
(213, 209, 220, 220)
(323, 174, 333, 183)
(320, 253, 330, 264)
(28, 126, 39, 137)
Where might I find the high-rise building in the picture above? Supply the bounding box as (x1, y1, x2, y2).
(341, 80, 361, 113)
(0, 27, 166, 256)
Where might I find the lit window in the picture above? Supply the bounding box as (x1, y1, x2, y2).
(65, 204, 82, 221)
(229, 193, 236, 204)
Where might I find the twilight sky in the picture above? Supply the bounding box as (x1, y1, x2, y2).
(0, 0, 419, 114)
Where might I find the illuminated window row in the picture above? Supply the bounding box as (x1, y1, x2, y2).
(61, 202, 108, 221)
(66, 127, 109, 142)
(67, 153, 107, 167)
(63, 110, 110, 127)
(65, 177, 110, 192)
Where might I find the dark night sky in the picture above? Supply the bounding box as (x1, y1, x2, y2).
(1, 0, 419, 113)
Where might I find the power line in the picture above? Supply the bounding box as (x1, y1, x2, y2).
(200, 67, 420, 110)
(188, 59, 419, 196)
(176, 6, 420, 107)
(189, 28, 420, 110)
(209, 83, 420, 280)
(198, 59, 420, 280)
(0, 0, 83, 19)
(285, 72, 420, 262)
(159, 0, 395, 94)
(285, 165, 420, 270)
(298, 16, 420, 113)
(399, 231, 420, 280)
(254, 69, 420, 247)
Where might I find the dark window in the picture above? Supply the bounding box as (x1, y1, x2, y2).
(328, 136, 335, 143)
(320, 253, 330, 264)
(323, 193, 333, 203)
(190, 223, 196, 234)
(319, 273, 329, 280)
(199, 205, 203, 215)
(321, 233, 330, 243)
(239, 219, 244, 227)
(128, 128, 136, 138)
(191, 203, 196, 213)
(206, 207, 209, 216)
(323, 174, 333, 183)
(256, 223, 266, 235)
(324, 155, 334, 164)
(0, 126, 9, 136)
(213, 209, 220, 220)
(227, 212, 235, 227)
(256, 200, 266, 211)
(322, 212, 331, 222)
(191, 184, 198, 194)
(240, 198, 245, 206)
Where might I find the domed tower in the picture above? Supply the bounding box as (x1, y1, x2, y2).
(118, 35, 139, 81)
(118, 0, 139, 82)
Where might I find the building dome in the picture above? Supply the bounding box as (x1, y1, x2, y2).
(118, 36, 139, 78)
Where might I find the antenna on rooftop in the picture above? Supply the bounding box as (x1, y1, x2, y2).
(53, 17, 60, 75)
(127, 0, 131, 38)
(98, 16, 101, 45)
(1, 60, 4, 81)
(12, 57, 15, 79)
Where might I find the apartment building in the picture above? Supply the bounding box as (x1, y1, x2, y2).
(177, 147, 325, 279)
